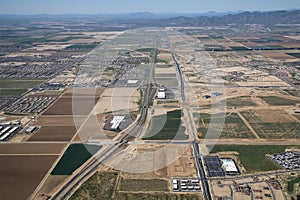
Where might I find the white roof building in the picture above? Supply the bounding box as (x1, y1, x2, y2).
(127, 80, 138, 84)
(111, 116, 125, 130)
(220, 159, 239, 172)
(157, 91, 166, 99)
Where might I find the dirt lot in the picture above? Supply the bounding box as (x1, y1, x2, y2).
(0, 143, 65, 154)
(34, 175, 69, 200)
(28, 126, 77, 141)
(0, 155, 58, 200)
(94, 88, 139, 114)
(114, 144, 197, 178)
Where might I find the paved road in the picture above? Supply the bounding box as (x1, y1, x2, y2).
(171, 51, 212, 200)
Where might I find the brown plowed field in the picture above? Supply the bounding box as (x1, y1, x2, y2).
(42, 97, 100, 115)
(62, 88, 104, 98)
(28, 126, 77, 141)
(35, 115, 85, 127)
(0, 155, 57, 200)
(0, 143, 65, 154)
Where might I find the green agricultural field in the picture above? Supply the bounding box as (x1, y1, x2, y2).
(226, 96, 257, 107)
(198, 113, 254, 139)
(287, 176, 300, 193)
(51, 144, 101, 175)
(287, 53, 300, 59)
(156, 64, 173, 68)
(70, 171, 118, 200)
(0, 79, 45, 89)
(209, 145, 300, 173)
(283, 90, 300, 97)
(0, 89, 27, 95)
(210, 35, 225, 39)
(259, 96, 300, 106)
(46, 35, 92, 42)
(155, 58, 168, 64)
(135, 48, 155, 53)
(114, 193, 201, 200)
(143, 110, 188, 140)
(65, 43, 99, 51)
(119, 179, 168, 192)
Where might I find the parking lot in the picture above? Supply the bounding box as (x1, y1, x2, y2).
(268, 151, 300, 170)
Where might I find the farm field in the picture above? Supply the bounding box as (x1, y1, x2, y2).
(209, 145, 300, 173)
(43, 96, 100, 115)
(51, 144, 101, 175)
(259, 96, 300, 106)
(241, 110, 300, 139)
(142, 110, 188, 140)
(198, 113, 254, 139)
(28, 126, 77, 141)
(62, 88, 104, 98)
(0, 79, 45, 89)
(42, 87, 104, 115)
(226, 96, 257, 108)
(0, 88, 27, 95)
(35, 115, 86, 126)
(0, 155, 58, 200)
(0, 143, 65, 154)
(287, 176, 300, 193)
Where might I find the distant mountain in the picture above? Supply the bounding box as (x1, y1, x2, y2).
(0, 9, 299, 26)
(161, 10, 300, 26)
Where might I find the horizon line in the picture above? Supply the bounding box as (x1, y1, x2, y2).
(0, 8, 299, 16)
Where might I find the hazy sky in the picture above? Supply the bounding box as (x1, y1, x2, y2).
(1, 0, 300, 14)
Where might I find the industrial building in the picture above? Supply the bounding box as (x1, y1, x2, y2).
(103, 115, 126, 131)
(25, 126, 37, 134)
(220, 158, 241, 175)
(0, 125, 20, 141)
(205, 156, 240, 177)
(157, 91, 166, 99)
(172, 178, 201, 192)
(157, 88, 166, 99)
(111, 116, 125, 130)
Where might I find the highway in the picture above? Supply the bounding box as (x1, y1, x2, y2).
(50, 38, 159, 200)
(172, 51, 212, 200)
